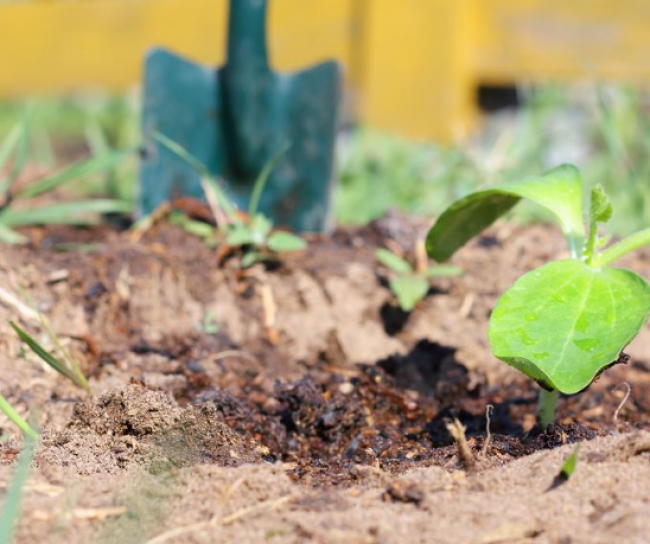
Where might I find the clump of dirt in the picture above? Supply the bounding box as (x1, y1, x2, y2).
(38, 385, 263, 474)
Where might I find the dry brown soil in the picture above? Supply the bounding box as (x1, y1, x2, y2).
(2, 216, 650, 543)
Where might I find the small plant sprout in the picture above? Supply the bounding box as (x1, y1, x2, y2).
(154, 133, 307, 268)
(375, 246, 462, 312)
(427, 165, 650, 427)
(0, 108, 133, 244)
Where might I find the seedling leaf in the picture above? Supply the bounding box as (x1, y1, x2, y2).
(427, 165, 585, 262)
(590, 185, 613, 225)
(560, 446, 579, 479)
(169, 212, 215, 240)
(375, 248, 413, 274)
(390, 276, 429, 312)
(227, 225, 256, 246)
(241, 251, 264, 268)
(489, 260, 650, 394)
(267, 231, 307, 252)
(250, 214, 273, 244)
(424, 264, 463, 278)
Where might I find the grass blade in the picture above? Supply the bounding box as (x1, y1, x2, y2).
(0, 225, 26, 245)
(153, 132, 238, 222)
(0, 125, 21, 178)
(0, 395, 38, 440)
(36, 312, 92, 393)
(0, 435, 36, 544)
(248, 142, 291, 218)
(0, 199, 131, 227)
(0, 107, 32, 197)
(17, 148, 135, 199)
(9, 321, 89, 391)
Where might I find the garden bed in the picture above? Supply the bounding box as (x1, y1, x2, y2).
(2, 216, 650, 543)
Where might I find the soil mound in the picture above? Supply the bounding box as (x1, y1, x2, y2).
(38, 385, 263, 474)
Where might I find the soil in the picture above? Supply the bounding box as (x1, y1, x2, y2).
(2, 214, 650, 543)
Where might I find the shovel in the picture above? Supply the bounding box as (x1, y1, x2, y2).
(139, 0, 341, 232)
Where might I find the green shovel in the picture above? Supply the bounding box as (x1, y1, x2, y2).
(139, 0, 341, 232)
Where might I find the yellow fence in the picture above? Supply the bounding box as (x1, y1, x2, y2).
(2, 0, 650, 141)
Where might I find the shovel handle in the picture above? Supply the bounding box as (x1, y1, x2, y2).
(226, 0, 270, 75)
(223, 0, 274, 177)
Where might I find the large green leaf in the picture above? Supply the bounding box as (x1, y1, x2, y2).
(489, 260, 650, 394)
(427, 165, 585, 262)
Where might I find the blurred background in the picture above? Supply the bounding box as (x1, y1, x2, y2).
(2, 0, 650, 234)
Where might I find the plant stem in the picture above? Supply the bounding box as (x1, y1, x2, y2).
(537, 388, 559, 428)
(0, 394, 39, 440)
(593, 227, 650, 268)
(584, 220, 598, 264)
(566, 233, 583, 260)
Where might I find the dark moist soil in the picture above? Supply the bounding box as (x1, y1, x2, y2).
(3, 213, 650, 488)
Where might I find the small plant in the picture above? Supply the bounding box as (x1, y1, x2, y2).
(197, 311, 219, 335)
(375, 247, 462, 312)
(0, 108, 133, 244)
(154, 133, 306, 268)
(427, 164, 650, 426)
(226, 212, 307, 268)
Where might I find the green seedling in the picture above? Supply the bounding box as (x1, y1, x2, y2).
(197, 311, 219, 335)
(427, 164, 650, 426)
(10, 321, 92, 393)
(559, 446, 579, 479)
(168, 210, 218, 247)
(226, 212, 307, 268)
(0, 395, 38, 440)
(0, 108, 133, 244)
(375, 247, 462, 312)
(0, 435, 36, 544)
(547, 445, 580, 491)
(154, 133, 307, 268)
